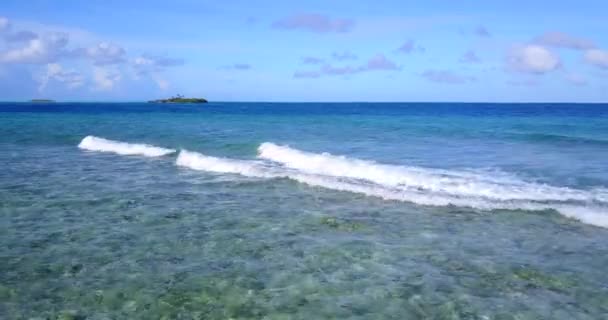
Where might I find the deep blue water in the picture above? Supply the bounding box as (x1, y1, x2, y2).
(1, 102, 608, 319)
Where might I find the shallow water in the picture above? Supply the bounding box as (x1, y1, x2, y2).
(1, 102, 608, 319)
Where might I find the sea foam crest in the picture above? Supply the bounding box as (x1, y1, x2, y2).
(78, 136, 176, 157)
(176, 150, 275, 177)
(258, 142, 605, 203)
(177, 146, 608, 228)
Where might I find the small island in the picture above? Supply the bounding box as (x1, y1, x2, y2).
(148, 94, 207, 104)
(30, 99, 56, 103)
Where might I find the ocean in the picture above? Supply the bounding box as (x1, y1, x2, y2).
(1, 102, 608, 319)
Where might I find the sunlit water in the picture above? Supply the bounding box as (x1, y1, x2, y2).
(1, 102, 608, 319)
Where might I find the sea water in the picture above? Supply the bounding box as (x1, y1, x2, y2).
(1, 102, 608, 319)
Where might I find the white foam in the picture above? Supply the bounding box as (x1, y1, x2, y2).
(176, 150, 274, 177)
(176, 147, 608, 228)
(258, 142, 604, 203)
(556, 205, 608, 228)
(78, 136, 175, 157)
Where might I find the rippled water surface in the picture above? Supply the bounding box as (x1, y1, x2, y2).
(1, 102, 608, 319)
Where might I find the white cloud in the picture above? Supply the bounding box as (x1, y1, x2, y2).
(0, 16, 186, 95)
(133, 55, 183, 75)
(83, 42, 126, 65)
(584, 49, 608, 69)
(0, 20, 123, 66)
(93, 66, 121, 90)
(507, 45, 560, 74)
(0, 32, 69, 64)
(38, 63, 85, 91)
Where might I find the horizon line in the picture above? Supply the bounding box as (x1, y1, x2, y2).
(2, 100, 608, 104)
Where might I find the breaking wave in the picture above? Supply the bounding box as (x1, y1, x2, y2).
(78, 136, 176, 157)
(77, 137, 608, 228)
(174, 144, 608, 228)
(257, 142, 606, 203)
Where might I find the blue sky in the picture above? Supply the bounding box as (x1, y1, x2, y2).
(0, 0, 607, 102)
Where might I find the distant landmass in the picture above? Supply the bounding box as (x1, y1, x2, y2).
(30, 99, 55, 103)
(148, 95, 207, 104)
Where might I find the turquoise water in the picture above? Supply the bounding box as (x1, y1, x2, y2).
(1, 102, 608, 319)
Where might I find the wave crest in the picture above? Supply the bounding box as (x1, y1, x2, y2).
(77, 137, 608, 228)
(176, 149, 273, 177)
(258, 142, 604, 203)
(175, 145, 608, 228)
(78, 136, 175, 157)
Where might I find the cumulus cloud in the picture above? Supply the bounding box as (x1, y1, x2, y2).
(459, 50, 481, 64)
(92, 66, 121, 90)
(133, 55, 184, 75)
(37, 63, 85, 91)
(78, 42, 126, 65)
(421, 70, 475, 84)
(534, 32, 595, 50)
(584, 49, 608, 69)
(0, 22, 124, 66)
(332, 51, 357, 60)
(272, 13, 355, 33)
(0, 32, 69, 64)
(474, 26, 491, 37)
(506, 45, 560, 74)
(396, 40, 424, 54)
(0, 16, 187, 94)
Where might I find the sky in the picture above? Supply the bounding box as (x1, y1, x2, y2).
(0, 0, 607, 102)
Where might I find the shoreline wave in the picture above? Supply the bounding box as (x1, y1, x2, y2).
(179, 145, 608, 228)
(78, 136, 176, 157)
(258, 142, 606, 203)
(77, 136, 608, 228)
